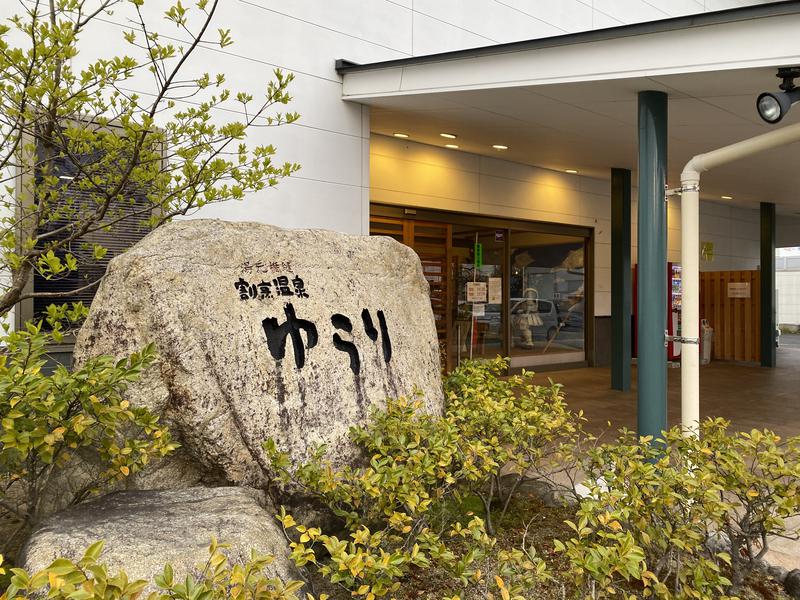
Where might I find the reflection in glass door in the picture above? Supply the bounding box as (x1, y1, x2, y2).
(450, 227, 505, 363)
(509, 232, 586, 368)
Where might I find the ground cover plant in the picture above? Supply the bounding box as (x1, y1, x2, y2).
(264, 359, 800, 600)
(0, 306, 177, 560)
(2, 358, 799, 599)
(0, 539, 309, 600)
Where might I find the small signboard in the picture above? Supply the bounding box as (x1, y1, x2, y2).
(466, 281, 487, 303)
(488, 277, 502, 304)
(472, 303, 485, 317)
(727, 282, 750, 298)
(474, 243, 483, 268)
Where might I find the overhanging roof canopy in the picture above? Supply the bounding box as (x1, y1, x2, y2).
(338, 1, 800, 212)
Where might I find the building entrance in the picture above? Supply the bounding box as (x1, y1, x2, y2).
(370, 205, 593, 371)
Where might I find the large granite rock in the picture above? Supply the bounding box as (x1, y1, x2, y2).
(74, 220, 443, 488)
(19, 488, 301, 592)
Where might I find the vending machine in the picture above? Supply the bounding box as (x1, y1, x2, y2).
(667, 263, 682, 362)
(632, 262, 682, 362)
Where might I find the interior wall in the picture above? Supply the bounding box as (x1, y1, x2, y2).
(370, 135, 763, 317)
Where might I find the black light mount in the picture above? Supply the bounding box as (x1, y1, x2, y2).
(777, 67, 800, 91)
(757, 67, 800, 124)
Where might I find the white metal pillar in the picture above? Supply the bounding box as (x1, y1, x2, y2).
(679, 120, 800, 435)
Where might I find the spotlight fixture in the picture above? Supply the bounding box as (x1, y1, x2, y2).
(492, 144, 508, 150)
(444, 144, 459, 149)
(440, 133, 457, 139)
(565, 169, 578, 174)
(393, 132, 409, 138)
(757, 67, 800, 124)
(721, 195, 733, 200)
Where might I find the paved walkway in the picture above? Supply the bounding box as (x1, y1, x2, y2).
(530, 333, 800, 440)
(529, 334, 800, 569)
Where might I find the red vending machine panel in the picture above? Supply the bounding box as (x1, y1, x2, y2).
(632, 262, 681, 361)
(668, 263, 682, 361)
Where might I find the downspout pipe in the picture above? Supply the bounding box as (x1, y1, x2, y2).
(680, 120, 800, 436)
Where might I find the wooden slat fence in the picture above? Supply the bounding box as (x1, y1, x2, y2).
(699, 270, 760, 362)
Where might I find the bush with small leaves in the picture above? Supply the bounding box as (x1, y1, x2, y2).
(0, 306, 178, 559)
(267, 397, 524, 598)
(265, 359, 564, 599)
(552, 420, 800, 599)
(0, 539, 310, 600)
(278, 509, 545, 600)
(556, 427, 737, 599)
(687, 419, 800, 594)
(444, 357, 591, 534)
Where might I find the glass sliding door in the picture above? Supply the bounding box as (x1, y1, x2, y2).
(450, 227, 505, 363)
(370, 202, 592, 372)
(509, 231, 586, 368)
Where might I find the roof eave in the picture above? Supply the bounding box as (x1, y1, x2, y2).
(335, 0, 800, 75)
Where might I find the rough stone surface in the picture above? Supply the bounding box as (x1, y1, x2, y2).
(497, 474, 578, 508)
(769, 564, 789, 584)
(19, 488, 301, 592)
(73, 220, 443, 488)
(785, 569, 800, 599)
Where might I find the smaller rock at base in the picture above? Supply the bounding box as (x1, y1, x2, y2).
(20, 487, 301, 594)
(784, 569, 800, 599)
(752, 558, 769, 573)
(768, 564, 789, 584)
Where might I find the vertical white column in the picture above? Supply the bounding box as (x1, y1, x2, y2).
(680, 180, 700, 436)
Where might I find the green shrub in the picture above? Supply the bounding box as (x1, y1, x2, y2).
(268, 396, 545, 598)
(444, 357, 589, 533)
(689, 419, 800, 592)
(0, 539, 309, 600)
(263, 358, 800, 600)
(0, 307, 178, 558)
(556, 427, 732, 599)
(556, 419, 800, 599)
(264, 358, 581, 599)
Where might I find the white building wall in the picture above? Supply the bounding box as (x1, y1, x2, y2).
(0, 0, 776, 263)
(0, 0, 774, 236)
(777, 272, 800, 326)
(192, 0, 774, 234)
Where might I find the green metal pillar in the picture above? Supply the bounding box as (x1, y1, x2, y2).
(760, 202, 776, 368)
(611, 168, 632, 391)
(637, 91, 668, 440)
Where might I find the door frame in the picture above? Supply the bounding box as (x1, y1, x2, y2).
(370, 204, 596, 370)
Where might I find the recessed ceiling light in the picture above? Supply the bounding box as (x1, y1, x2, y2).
(492, 144, 508, 150)
(393, 132, 409, 138)
(440, 133, 457, 139)
(445, 144, 459, 149)
(721, 195, 733, 200)
(565, 169, 578, 174)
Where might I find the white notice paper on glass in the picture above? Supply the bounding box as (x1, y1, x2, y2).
(488, 277, 502, 304)
(466, 281, 487, 303)
(472, 303, 485, 317)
